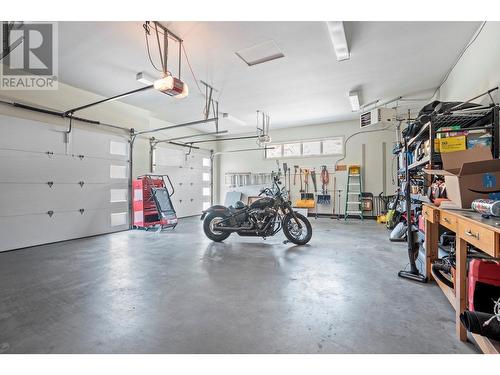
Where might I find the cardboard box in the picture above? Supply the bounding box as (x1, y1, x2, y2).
(424, 146, 500, 209)
(439, 135, 467, 153)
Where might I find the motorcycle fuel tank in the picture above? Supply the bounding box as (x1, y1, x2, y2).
(249, 197, 275, 210)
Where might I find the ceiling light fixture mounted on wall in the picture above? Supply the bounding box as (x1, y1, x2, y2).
(326, 21, 350, 62)
(141, 21, 188, 99)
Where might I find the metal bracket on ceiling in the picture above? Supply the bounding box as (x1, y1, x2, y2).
(256, 110, 271, 146)
(200, 80, 219, 132)
(148, 21, 184, 78)
(211, 146, 276, 159)
(149, 137, 158, 149)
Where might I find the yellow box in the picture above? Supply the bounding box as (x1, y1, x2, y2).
(295, 199, 315, 208)
(439, 136, 467, 153)
(349, 165, 361, 175)
(434, 138, 440, 153)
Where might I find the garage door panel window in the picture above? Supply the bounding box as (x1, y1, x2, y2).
(109, 140, 128, 156)
(110, 212, 128, 227)
(110, 165, 127, 179)
(110, 189, 128, 203)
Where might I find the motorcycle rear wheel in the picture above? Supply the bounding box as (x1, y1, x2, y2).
(283, 212, 312, 245)
(203, 212, 231, 242)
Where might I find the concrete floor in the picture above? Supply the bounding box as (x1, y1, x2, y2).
(0, 217, 478, 354)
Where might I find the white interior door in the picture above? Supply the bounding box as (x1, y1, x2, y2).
(154, 145, 211, 218)
(0, 114, 130, 252)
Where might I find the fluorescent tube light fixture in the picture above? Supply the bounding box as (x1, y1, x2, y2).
(222, 112, 247, 126)
(326, 21, 350, 61)
(348, 91, 360, 112)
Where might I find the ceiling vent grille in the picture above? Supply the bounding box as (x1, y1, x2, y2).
(235, 40, 284, 66)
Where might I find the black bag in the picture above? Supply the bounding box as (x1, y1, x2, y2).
(402, 101, 481, 139)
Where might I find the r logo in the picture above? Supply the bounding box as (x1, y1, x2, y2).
(2, 23, 53, 76)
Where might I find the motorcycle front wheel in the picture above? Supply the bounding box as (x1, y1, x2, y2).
(203, 212, 231, 242)
(282, 212, 312, 245)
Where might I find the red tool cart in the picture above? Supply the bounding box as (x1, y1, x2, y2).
(133, 174, 178, 230)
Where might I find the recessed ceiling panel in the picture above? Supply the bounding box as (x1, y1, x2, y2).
(235, 39, 285, 66)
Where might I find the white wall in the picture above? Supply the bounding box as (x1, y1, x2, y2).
(217, 120, 398, 215)
(437, 21, 500, 103)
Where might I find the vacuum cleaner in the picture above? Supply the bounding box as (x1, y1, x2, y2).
(398, 144, 426, 283)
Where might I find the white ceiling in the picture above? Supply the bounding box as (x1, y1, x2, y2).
(57, 21, 480, 133)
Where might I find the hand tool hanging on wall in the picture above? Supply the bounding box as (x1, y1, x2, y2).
(317, 165, 331, 205)
(310, 169, 317, 192)
(301, 169, 314, 200)
(294, 165, 299, 186)
(287, 166, 291, 196)
(299, 168, 304, 193)
(301, 168, 308, 199)
(283, 162, 288, 192)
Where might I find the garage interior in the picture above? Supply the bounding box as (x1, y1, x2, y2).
(1, 20, 500, 356)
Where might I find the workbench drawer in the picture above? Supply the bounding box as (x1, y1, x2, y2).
(422, 205, 438, 223)
(439, 211, 458, 232)
(458, 221, 497, 256)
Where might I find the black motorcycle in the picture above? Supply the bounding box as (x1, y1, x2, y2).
(201, 176, 312, 245)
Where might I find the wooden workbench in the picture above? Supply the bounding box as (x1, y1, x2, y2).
(422, 203, 500, 354)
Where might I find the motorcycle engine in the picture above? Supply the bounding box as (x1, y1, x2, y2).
(249, 207, 277, 229)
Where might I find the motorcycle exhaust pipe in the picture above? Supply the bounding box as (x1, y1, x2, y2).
(216, 224, 254, 231)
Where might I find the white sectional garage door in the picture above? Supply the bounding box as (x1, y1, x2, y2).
(0, 114, 130, 252)
(153, 145, 211, 218)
